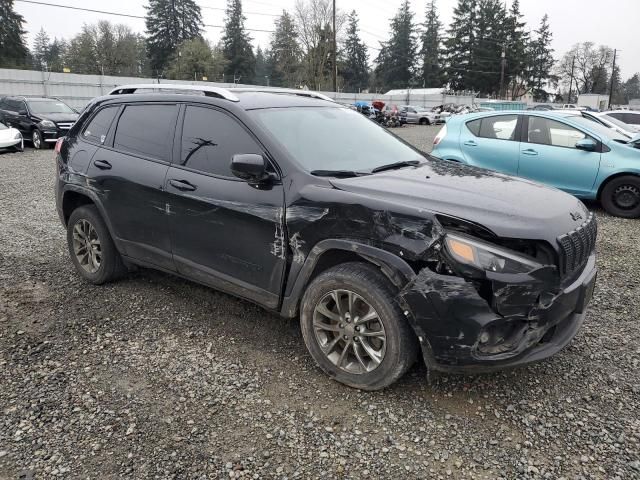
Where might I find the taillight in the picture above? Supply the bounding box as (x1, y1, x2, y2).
(433, 124, 447, 146)
(54, 138, 63, 154)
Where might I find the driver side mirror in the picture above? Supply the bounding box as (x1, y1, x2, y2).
(231, 154, 270, 183)
(18, 109, 27, 116)
(575, 138, 597, 151)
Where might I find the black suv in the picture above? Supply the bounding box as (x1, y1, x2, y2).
(0, 96, 78, 149)
(55, 84, 598, 390)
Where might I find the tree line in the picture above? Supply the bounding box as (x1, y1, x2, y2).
(1, 0, 638, 103)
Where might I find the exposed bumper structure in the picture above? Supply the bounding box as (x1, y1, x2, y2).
(399, 254, 597, 373)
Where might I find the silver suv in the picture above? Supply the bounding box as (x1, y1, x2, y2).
(400, 105, 440, 125)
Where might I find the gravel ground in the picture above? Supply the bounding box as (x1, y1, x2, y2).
(1, 134, 639, 480)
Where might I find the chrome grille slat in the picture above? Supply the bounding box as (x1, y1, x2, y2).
(557, 214, 597, 277)
(56, 122, 74, 129)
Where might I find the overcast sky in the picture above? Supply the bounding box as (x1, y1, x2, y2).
(14, 0, 640, 79)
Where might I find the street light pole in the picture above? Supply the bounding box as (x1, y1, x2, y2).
(567, 56, 576, 104)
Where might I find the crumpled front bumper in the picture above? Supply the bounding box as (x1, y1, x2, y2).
(398, 254, 597, 373)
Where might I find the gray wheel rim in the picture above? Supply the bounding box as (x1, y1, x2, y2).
(72, 219, 102, 273)
(32, 131, 41, 149)
(312, 289, 386, 374)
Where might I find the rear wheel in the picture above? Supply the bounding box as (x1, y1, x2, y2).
(419, 118, 429, 125)
(300, 262, 418, 390)
(600, 175, 640, 218)
(67, 205, 125, 284)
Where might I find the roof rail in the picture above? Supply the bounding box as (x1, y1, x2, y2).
(108, 84, 240, 102)
(229, 87, 335, 103)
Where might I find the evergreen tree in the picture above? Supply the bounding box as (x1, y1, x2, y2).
(419, 1, 444, 88)
(342, 11, 369, 92)
(145, 0, 203, 74)
(443, 0, 477, 91)
(46, 38, 67, 72)
(503, 0, 529, 99)
(269, 11, 302, 87)
(167, 38, 226, 80)
(221, 0, 255, 83)
(469, 0, 504, 95)
(0, 0, 28, 67)
(32, 28, 50, 70)
(253, 46, 270, 85)
(609, 64, 624, 105)
(624, 73, 640, 103)
(527, 14, 554, 101)
(374, 0, 417, 91)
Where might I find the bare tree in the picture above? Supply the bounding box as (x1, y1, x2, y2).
(556, 42, 614, 94)
(294, 0, 346, 91)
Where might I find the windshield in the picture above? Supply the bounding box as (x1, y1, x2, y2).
(249, 107, 424, 173)
(600, 114, 633, 131)
(0, 123, 7, 130)
(570, 116, 628, 141)
(27, 99, 74, 114)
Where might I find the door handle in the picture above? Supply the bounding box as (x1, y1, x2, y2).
(169, 179, 197, 192)
(463, 140, 477, 146)
(93, 160, 112, 170)
(521, 149, 538, 156)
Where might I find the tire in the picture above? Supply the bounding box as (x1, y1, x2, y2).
(600, 175, 640, 218)
(67, 205, 125, 284)
(419, 118, 427, 125)
(300, 262, 418, 390)
(31, 129, 44, 150)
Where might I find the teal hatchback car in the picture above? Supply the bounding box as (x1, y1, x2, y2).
(431, 111, 640, 218)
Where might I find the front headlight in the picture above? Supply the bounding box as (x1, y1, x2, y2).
(445, 233, 542, 274)
(14, 131, 22, 139)
(39, 120, 56, 128)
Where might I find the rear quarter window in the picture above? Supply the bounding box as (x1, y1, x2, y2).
(466, 119, 481, 136)
(82, 107, 119, 144)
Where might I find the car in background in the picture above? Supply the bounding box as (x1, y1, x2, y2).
(432, 110, 640, 218)
(0, 122, 23, 152)
(586, 111, 639, 138)
(606, 110, 640, 131)
(0, 96, 78, 149)
(528, 104, 556, 111)
(400, 105, 440, 125)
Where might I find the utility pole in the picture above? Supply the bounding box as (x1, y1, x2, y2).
(499, 45, 506, 100)
(608, 48, 617, 109)
(567, 56, 575, 104)
(332, 0, 337, 92)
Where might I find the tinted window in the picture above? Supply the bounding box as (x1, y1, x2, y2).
(623, 112, 640, 125)
(5, 99, 22, 111)
(180, 106, 262, 176)
(527, 117, 589, 148)
(466, 119, 481, 136)
(82, 107, 118, 144)
(608, 112, 624, 121)
(113, 104, 176, 161)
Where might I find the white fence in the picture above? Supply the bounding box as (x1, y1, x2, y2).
(0, 68, 477, 110)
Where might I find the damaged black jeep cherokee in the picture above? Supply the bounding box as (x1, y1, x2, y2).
(55, 84, 598, 390)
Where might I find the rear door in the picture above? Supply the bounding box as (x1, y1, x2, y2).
(459, 114, 521, 175)
(165, 104, 286, 309)
(85, 102, 177, 270)
(517, 115, 601, 196)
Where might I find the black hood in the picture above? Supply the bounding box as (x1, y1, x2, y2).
(329, 160, 589, 244)
(33, 112, 78, 123)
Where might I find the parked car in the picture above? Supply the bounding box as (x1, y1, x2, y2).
(400, 105, 440, 125)
(0, 96, 78, 149)
(528, 104, 556, 111)
(56, 84, 597, 390)
(606, 110, 640, 132)
(432, 110, 640, 218)
(0, 122, 23, 152)
(579, 111, 639, 138)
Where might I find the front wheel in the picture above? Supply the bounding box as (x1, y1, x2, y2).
(300, 262, 418, 390)
(31, 129, 44, 150)
(600, 176, 640, 218)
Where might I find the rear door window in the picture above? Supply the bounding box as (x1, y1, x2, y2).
(82, 107, 119, 144)
(179, 106, 263, 177)
(623, 112, 640, 125)
(113, 104, 177, 161)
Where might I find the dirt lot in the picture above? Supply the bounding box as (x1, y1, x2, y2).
(1, 126, 639, 479)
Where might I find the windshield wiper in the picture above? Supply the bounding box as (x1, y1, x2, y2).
(310, 170, 370, 178)
(370, 160, 422, 173)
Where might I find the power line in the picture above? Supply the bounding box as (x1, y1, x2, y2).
(15, 0, 276, 33)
